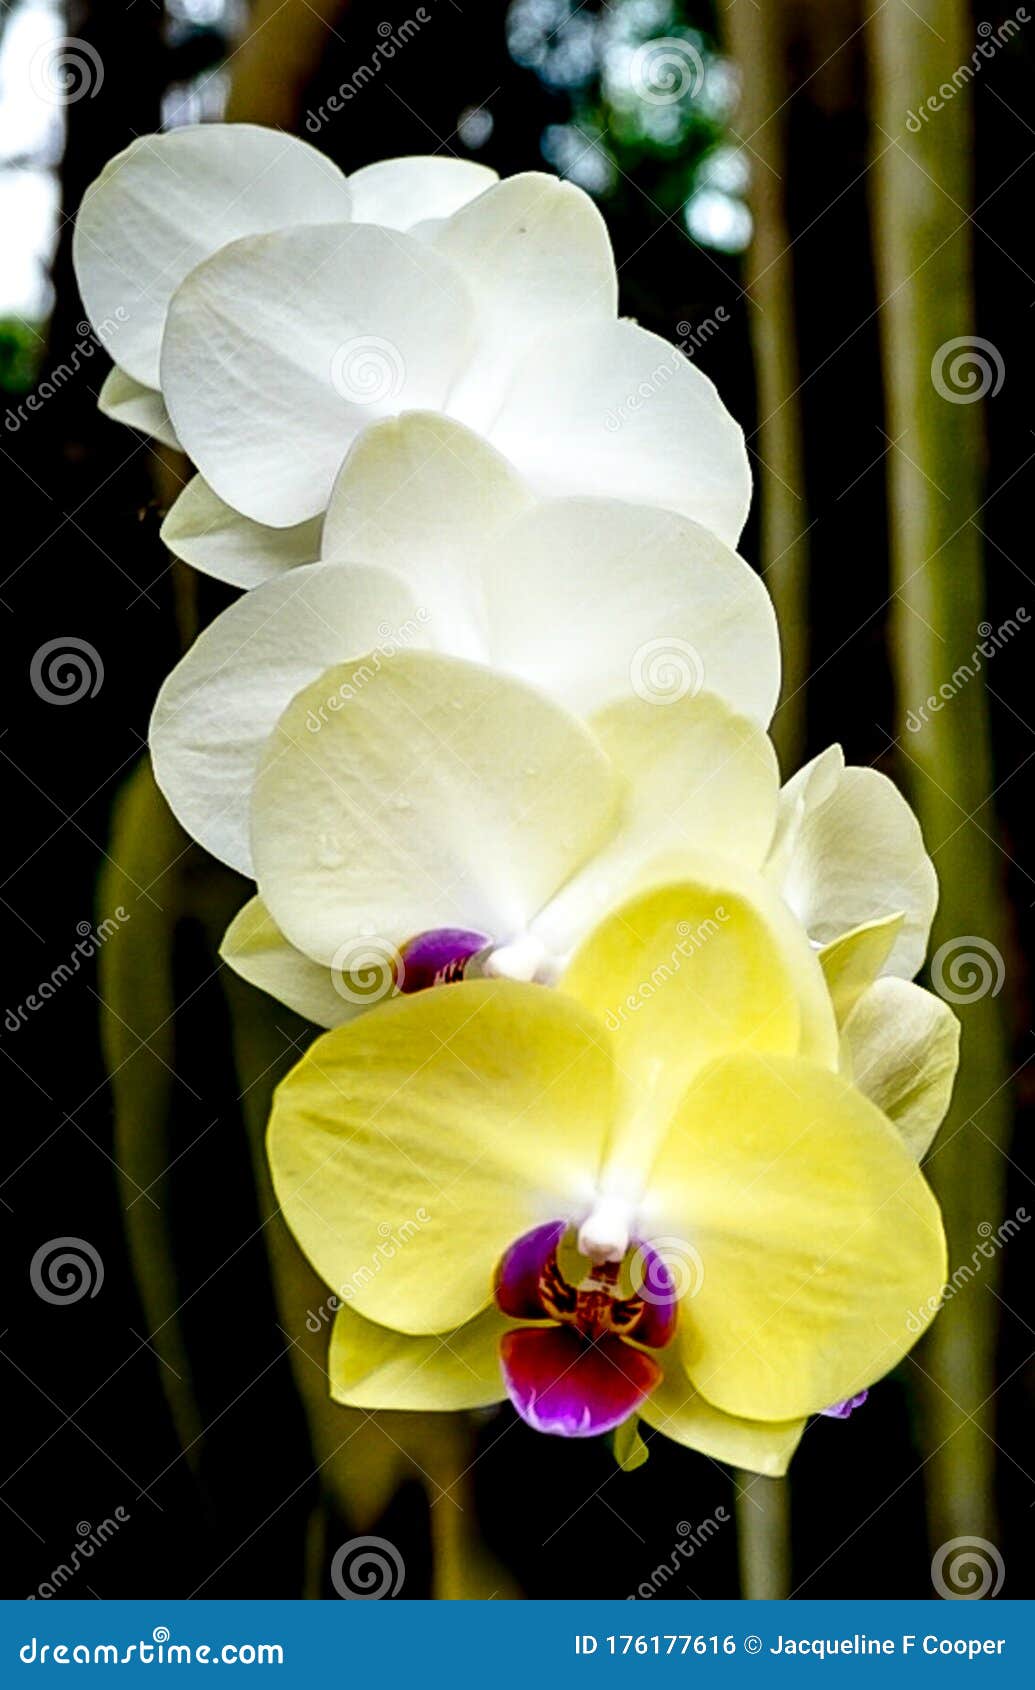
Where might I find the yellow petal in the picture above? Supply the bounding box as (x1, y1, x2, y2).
(843, 977, 960, 1160)
(268, 979, 613, 1335)
(640, 1350, 805, 1477)
(329, 1302, 509, 1411)
(819, 913, 905, 1024)
(252, 650, 618, 967)
(647, 1052, 947, 1421)
(559, 872, 835, 1186)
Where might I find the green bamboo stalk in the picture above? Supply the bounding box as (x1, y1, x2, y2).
(866, 0, 1011, 1551)
(720, 0, 811, 770)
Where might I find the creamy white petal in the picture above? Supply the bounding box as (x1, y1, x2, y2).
(74, 124, 352, 389)
(487, 318, 752, 546)
(98, 366, 180, 448)
(432, 173, 616, 424)
(162, 475, 322, 588)
(476, 498, 779, 723)
(220, 895, 360, 1028)
(772, 749, 938, 978)
(150, 562, 433, 874)
(321, 411, 533, 624)
(843, 976, 960, 1160)
(532, 692, 779, 957)
(161, 223, 474, 527)
(347, 156, 498, 230)
(251, 650, 620, 966)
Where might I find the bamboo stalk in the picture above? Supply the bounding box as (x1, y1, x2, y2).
(866, 0, 1011, 1552)
(719, 0, 811, 769)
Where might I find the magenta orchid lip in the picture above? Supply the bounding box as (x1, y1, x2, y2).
(493, 1220, 677, 1438)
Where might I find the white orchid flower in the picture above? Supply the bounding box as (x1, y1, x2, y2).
(212, 643, 956, 1179)
(74, 123, 751, 559)
(75, 126, 495, 449)
(150, 411, 778, 869)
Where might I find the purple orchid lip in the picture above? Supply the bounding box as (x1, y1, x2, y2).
(493, 1221, 675, 1439)
(396, 927, 492, 994)
(820, 1390, 869, 1420)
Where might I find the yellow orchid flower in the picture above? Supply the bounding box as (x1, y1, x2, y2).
(268, 876, 948, 1475)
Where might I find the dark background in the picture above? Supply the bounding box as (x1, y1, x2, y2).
(1, 0, 1033, 1598)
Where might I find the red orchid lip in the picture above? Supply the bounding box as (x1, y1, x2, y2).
(493, 1220, 678, 1439)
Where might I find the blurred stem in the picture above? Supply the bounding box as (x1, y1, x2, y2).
(735, 1473, 791, 1599)
(227, 0, 349, 128)
(867, 0, 1010, 1548)
(720, 0, 810, 770)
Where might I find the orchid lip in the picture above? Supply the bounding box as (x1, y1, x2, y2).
(396, 927, 492, 994)
(396, 927, 556, 995)
(493, 1220, 678, 1439)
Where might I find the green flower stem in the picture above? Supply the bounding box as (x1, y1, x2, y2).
(734, 1473, 791, 1599)
(98, 761, 206, 1459)
(867, 0, 1011, 1549)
